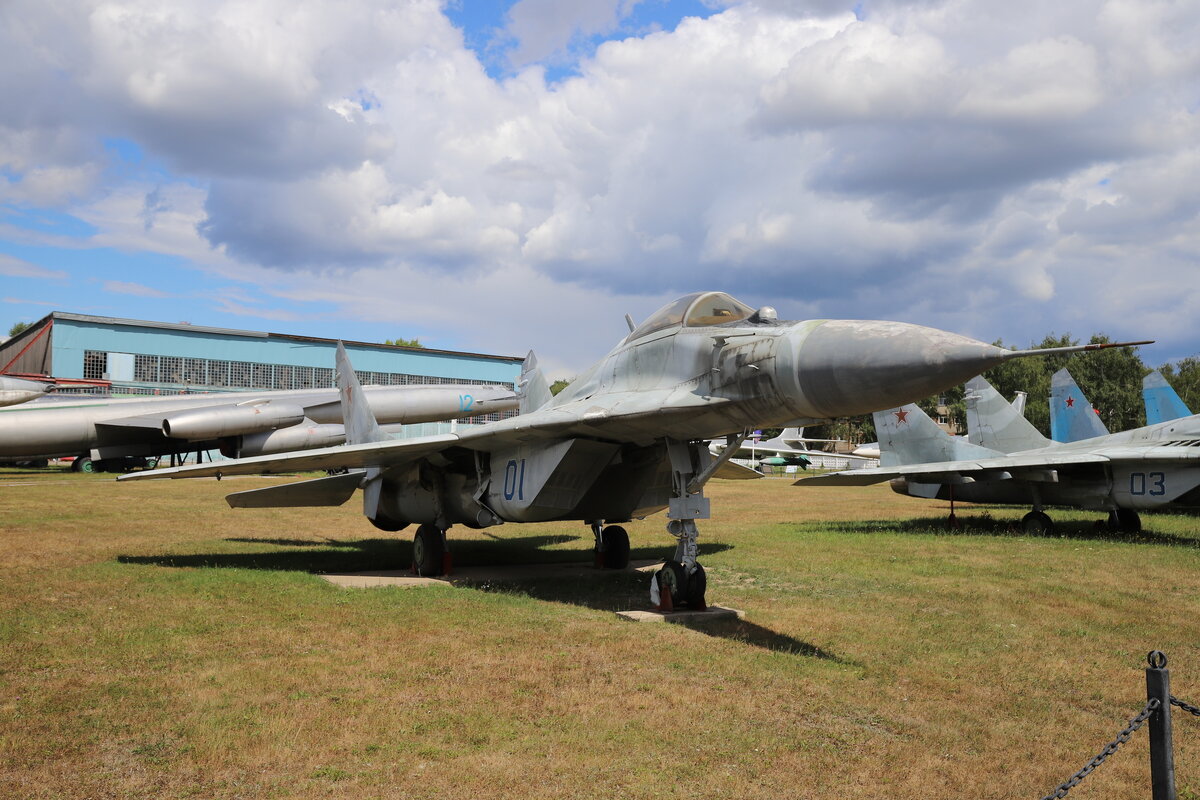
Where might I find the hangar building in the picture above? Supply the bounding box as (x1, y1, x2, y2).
(0, 311, 522, 430)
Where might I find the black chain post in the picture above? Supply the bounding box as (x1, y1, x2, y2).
(1146, 650, 1177, 800)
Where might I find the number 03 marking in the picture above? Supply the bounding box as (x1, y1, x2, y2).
(1130, 472, 1166, 496)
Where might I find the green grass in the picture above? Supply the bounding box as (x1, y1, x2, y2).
(1, 470, 1199, 798)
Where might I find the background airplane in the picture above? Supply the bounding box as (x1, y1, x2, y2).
(121, 291, 1143, 608)
(0, 375, 53, 407)
(797, 374, 1199, 535)
(0, 380, 517, 472)
(710, 427, 877, 471)
(1144, 370, 1193, 425)
(1048, 368, 1109, 443)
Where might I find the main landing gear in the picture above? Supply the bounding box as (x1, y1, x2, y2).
(590, 522, 630, 569)
(412, 524, 451, 576)
(1020, 508, 1142, 535)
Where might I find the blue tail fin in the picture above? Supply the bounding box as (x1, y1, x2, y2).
(874, 403, 1000, 467)
(1144, 370, 1192, 425)
(1049, 368, 1109, 442)
(965, 376, 1050, 453)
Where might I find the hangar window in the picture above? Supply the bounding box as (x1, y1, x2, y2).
(83, 350, 107, 380)
(134, 354, 159, 382)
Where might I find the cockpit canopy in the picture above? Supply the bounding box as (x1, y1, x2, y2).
(627, 292, 756, 342)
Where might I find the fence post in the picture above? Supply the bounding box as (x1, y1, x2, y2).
(1146, 650, 1176, 800)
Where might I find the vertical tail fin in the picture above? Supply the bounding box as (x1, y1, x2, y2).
(335, 342, 388, 445)
(874, 404, 1000, 467)
(1049, 368, 1109, 442)
(1144, 370, 1192, 425)
(517, 350, 552, 414)
(965, 375, 1051, 453)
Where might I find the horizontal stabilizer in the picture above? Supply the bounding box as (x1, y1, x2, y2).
(225, 470, 364, 508)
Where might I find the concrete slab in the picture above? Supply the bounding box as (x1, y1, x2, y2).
(320, 558, 663, 589)
(616, 605, 745, 623)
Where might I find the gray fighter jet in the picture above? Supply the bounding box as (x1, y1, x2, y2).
(0, 375, 53, 407)
(119, 291, 1144, 607)
(797, 373, 1197, 535)
(0, 380, 517, 472)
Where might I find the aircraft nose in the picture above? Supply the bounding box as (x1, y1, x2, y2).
(790, 320, 1011, 418)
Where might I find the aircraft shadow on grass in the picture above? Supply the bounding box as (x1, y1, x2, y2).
(118, 534, 841, 659)
(833, 512, 1200, 548)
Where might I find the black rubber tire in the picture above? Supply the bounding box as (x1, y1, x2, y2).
(656, 560, 687, 605)
(413, 524, 445, 576)
(1114, 508, 1142, 533)
(601, 525, 630, 569)
(76, 456, 95, 473)
(685, 564, 707, 609)
(1021, 511, 1054, 536)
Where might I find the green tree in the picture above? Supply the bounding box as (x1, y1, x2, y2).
(384, 337, 424, 348)
(983, 334, 1148, 436)
(8, 321, 30, 337)
(549, 379, 571, 395)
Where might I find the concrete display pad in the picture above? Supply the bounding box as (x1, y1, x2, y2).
(320, 558, 663, 589)
(616, 606, 745, 623)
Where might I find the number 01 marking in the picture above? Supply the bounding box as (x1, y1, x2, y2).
(503, 458, 526, 500)
(1130, 472, 1166, 496)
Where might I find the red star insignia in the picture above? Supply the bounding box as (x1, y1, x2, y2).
(1066, 396, 1075, 408)
(894, 409, 909, 424)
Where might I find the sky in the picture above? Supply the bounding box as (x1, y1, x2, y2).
(1, 0, 1197, 378)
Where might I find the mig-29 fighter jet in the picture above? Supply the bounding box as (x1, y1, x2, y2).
(120, 292, 1141, 608)
(797, 372, 1198, 536)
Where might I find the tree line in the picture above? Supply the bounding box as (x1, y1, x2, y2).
(819, 334, 1198, 445)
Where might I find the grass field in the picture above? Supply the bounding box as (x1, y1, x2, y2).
(2, 469, 1199, 799)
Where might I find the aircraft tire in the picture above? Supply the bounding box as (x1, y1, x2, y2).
(76, 456, 95, 474)
(685, 564, 707, 609)
(1112, 509, 1142, 533)
(601, 526, 630, 569)
(1020, 511, 1054, 536)
(413, 524, 445, 576)
(657, 560, 687, 605)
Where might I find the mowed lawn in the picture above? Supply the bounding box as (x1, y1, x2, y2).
(2, 469, 1199, 799)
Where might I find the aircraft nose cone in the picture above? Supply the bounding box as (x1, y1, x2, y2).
(792, 320, 1009, 418)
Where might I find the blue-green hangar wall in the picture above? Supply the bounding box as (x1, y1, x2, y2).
(1, 313, 522, 400)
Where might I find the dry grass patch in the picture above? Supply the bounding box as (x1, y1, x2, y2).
(2, 469, 1199, 798)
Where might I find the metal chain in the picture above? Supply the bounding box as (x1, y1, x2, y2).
(1171, 695, 1200, 717)
(1039, 698, 1161, 800)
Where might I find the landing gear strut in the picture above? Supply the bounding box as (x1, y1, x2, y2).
(652, 437, 739, 611)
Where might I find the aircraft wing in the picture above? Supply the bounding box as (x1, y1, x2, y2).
(117, 390, 733, 482)
(794, 451, 1111, 487)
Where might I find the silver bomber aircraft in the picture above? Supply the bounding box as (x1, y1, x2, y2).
(0, 380, 517, 471)
(119, 292, 1141, 607)
(796, 372, 1197, 535)
(0, 375, 53, 407)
